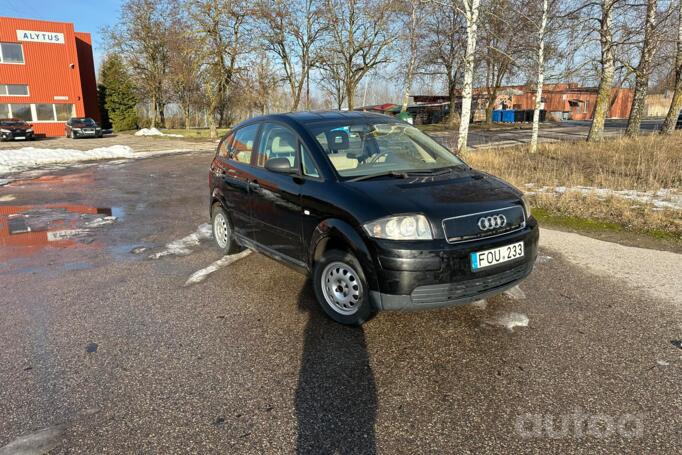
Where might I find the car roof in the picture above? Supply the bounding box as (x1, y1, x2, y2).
(238, 110, 402, 128)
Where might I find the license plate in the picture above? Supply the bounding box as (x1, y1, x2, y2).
(471, 241, 524, 271)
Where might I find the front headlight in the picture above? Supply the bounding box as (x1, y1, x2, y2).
(0, 129, 10, 133)
(26, 128, 33, 133)
(363, 214, 433, 240)
(521, 194, 532, 218)
(72, 128, 81, 131)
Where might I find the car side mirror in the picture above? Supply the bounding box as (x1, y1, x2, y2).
(265, 157, 294, 174)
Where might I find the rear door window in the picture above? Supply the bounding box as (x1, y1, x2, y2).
(229, 124, 258, 164)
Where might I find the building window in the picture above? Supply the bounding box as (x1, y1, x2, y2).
(0, 43, 25, 64)
(55, 104, 75, 121)
(36, 104, 56, 121)
(0, 104, 9, 118)
(0, 84, 29, 96)
(11, 104, 32, 121)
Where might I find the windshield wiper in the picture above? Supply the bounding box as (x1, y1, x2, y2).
(406, 167, 456, 176)
(348, 171, 409, 182)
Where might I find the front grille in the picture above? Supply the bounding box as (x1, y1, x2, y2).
(410, 262, 531, 306)
(442, 206, 525, 243)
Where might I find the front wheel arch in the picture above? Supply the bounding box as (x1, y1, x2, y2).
(308, 219, 379, 292)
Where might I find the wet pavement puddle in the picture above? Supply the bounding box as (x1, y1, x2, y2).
(0, 204, 124, 263)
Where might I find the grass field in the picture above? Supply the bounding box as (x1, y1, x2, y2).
(463, 133, 682, 239)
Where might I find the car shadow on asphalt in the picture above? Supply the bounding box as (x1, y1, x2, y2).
(295, 280, 377, 455)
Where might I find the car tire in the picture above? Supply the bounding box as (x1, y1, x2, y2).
(313, 249, 375, 326)
(211, 202, 240, 255)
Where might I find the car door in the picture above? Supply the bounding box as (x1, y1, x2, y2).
(211, 124, 260, 238)
(249, 122, 308, 263)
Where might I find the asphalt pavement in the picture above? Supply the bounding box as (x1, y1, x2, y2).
(0, 151, 680, 454)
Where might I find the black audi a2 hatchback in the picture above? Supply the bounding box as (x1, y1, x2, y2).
(209, 111, 538, 325)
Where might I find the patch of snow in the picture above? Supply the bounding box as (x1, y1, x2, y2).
(0, 194, 16, 201)
(151, 224, 212, 259)
(47, 229, 90, 241)
(184, 250, 252, 286)
(504, 285, 526, 300)
(526, 185, 682, 211)
(134, 127, 184, 138)
(0, 424, 66, 455)
(0, 145, 136, 175)
(83, 216, 117, 228)
(656, 360, 669, 366)
(536, 255, 553, 264)
(470, 299, 487, 310)
(487, 312, 529, 332)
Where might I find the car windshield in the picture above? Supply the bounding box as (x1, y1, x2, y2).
(307, 120, 465, 179)
(0, 120, 27, 127)
(73, 118, 96, 127)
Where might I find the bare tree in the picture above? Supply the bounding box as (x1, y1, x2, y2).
(168, 16, 204, 130)
(625, 0, 658, 137)
(189, 0, 249, 139)
(422, 1, 466, 126)
(397, 0, 427, 112)
(457, 0, 482, 152)
(256, 0, 327, 111)
(106, 0, 178, 128)
(321, 0, 396, 109)
(661, 0, 682, 134)
(587, 0, 617, 141)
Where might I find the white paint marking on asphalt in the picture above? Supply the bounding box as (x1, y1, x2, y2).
(503, 285, 526, 300)
(184, 250, 253, 286)
(487, 312, 529, 332)
(471, 299, 487, 310)
(151, 224, 212, 259)
(0, 424, 66, 455)
(0, 194, 15, 201)
(657, 360, 670, 366)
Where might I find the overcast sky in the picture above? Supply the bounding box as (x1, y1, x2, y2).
(3, 0, 120, 71)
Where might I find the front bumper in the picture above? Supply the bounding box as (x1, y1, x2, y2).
(1, 131, 33, 140)
(368, 218, 539, 311)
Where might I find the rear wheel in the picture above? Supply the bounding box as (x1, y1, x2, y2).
(211, 202, 240, 255)
(313, 249, 374, 325)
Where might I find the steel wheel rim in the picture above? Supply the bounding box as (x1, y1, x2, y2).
(213, 212, 230, 249)
(321, 261, 363, 315)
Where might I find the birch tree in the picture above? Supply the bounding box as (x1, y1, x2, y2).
(660, 0, 682, 135)
(529, 0, 549, 153)
(457, 0, 482, 152)
(587, 0, 617, 141)
(625, 0, 658, 137)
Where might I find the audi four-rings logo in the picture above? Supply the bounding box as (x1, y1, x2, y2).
(478, 214, 507, 231)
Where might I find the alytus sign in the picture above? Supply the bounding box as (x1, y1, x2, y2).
(16, 30, 65, 44)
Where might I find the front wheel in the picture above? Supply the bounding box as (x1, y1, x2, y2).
(313, 249, 375, 325)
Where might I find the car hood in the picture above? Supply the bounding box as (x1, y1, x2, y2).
(1, 124, 29, 131)
(343, 167, 524, 224)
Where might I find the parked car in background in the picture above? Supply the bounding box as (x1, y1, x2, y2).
(677, 111, 682, 129)
(209, 111, 539, 325)
(65, 117, 103, 139)
(0, 118, 35, 141)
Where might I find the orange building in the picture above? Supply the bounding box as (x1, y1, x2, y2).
(0, 17, 98, 137)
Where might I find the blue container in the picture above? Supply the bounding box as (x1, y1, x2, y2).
(492, 110, 503, 122)
(501, 110, 515, 123)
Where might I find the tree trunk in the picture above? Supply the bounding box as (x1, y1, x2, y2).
(530, 0, 548, 154)
(184, 104, 191, 130)
(448, 73, 458, 127)
(158, 102, 165, 128)
(661, 0, 682, 135)
(457, 0, 481, 153)
(588, 0, 615, 142)
(626, 0, 658, 137)
(150, 95, 157, 129)
(401, 1, 419, 113)
(346, 80, 356, 110)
